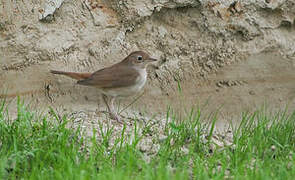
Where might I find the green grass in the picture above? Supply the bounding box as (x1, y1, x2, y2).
(0, 99, 295, 179)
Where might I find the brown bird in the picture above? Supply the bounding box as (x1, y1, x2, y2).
(50, 51, 157, 123)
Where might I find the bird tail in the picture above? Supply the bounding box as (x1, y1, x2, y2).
(50, 70, 91, 80)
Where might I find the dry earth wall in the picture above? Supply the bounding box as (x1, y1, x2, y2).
(0, 0, 295, 122)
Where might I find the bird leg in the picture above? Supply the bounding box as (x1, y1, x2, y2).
(109, 96, 123, 124)
(102, 94, 111, 113)
(102, 95, 123, 124)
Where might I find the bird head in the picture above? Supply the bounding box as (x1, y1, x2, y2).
(122, 51, 157, 69)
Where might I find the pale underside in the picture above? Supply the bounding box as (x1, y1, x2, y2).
(78, 65, 147, 97)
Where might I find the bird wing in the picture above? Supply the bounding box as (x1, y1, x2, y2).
(77, 65, 139, 88)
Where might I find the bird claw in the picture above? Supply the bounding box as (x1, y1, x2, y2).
(110, 113, 125, 124)
(96, 110, 128, 125)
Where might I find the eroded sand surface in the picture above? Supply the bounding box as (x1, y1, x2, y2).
(1, 0, 295, 130)
(1, 52, 294, 130)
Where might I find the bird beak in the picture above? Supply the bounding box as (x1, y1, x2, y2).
(148, 57, 157, 62)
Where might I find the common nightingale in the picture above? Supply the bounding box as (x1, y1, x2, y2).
(51, 51, 157, 123)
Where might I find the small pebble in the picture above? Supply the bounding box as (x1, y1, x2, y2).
(249, 90, 255, 95)
(271, 145, 276, 151)
(159, 135, 168, 142)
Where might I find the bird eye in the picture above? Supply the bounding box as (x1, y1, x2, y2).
(137, 56, 143, 61)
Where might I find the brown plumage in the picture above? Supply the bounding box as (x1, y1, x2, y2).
(77, 63, 140, 88)
(50, 70, 91, 80)
(50, 51, 157, 123)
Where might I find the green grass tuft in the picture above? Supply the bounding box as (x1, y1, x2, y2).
(0, 99, 294, 179)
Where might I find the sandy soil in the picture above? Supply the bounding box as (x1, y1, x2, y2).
(1, 0, 295, 131)
(1, 52, 294, 131)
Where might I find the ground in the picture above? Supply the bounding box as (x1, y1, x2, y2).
(1, 2, 295, 178)
(1, 0, 295, 129)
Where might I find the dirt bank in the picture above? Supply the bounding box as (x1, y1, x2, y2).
(1, 0, 295, 126)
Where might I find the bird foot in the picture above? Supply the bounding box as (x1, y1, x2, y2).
(109, 113, 124, 124)
(96, 110, 130, 125)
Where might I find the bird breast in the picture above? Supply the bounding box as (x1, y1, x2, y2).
(102, 68, 147, 97)
(134, 67, 147, 91)
(125, 67, 147, 95)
